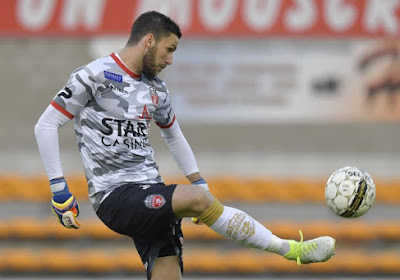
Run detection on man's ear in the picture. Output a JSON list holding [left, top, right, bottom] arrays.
[[145, 34, 156, 48]]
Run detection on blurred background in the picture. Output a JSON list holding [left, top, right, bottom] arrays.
[[1, 0, 400, 279]]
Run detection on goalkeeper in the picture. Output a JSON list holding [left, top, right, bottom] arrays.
[[34, 11, 335, 280]]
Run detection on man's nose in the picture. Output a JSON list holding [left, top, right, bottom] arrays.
[[166, 54, 173, 65]]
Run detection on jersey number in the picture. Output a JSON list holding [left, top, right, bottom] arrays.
[[58, 87, 72, 99]]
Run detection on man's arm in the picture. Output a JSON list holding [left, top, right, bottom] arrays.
[[34, 105, 69, 179], [160, 120, 210, 188], [34, 105, 80, 229], [160, 120, 209, 224], [186, 172, 202, 183], [160, 120, 207, 185]]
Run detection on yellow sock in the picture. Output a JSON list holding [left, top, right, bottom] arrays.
[[197, 199, 224, 226]]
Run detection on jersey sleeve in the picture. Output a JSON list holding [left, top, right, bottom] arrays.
[[51, 66, 97, 118], [160, 120, 200, 176], [153, 80, 176, 128]]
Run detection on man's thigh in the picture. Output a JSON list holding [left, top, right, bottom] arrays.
[[96, 183, 178, 237], [151, 256, 182, 280], [96, 183, 184, 278]]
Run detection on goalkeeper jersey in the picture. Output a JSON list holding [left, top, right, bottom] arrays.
[[51, 53, 175, 211]]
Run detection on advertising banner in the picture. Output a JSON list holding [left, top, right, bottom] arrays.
[[91, 37, 400, 123], [162, 39, 400, 123], [1, 0, 400, 38]]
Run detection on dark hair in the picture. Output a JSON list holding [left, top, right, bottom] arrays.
[[126, 11, 182, 46]]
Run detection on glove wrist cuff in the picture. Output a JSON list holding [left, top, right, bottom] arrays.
[[193, 178, 206, 185], [192, 178, 209, 192], [50, 178, 65, 184], [50, 178, 72, 202]]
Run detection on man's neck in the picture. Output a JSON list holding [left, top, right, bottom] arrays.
[[118, 46, 143, 76]]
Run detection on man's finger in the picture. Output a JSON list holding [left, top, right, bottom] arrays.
[[62, 211, 80, 229]]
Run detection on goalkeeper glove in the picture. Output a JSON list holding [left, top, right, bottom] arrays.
[[50, 178, 80, 229], [191, 178, 209, 225]]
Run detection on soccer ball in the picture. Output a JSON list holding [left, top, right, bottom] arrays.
[[325, 166, 376, 218]]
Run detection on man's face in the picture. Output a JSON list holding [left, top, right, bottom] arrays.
[[142, 33, 179, 78]]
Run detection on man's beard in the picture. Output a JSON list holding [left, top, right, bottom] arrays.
[[142, 46, 157, 78]]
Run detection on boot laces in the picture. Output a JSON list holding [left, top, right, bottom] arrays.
[[296, 230, 318, 265]]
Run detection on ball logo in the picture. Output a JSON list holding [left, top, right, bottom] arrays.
[[144, 194, 166, 209]]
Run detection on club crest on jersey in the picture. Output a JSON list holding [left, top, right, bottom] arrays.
[[144, 194, 166, 209], [149, 87, 159, 105], [104, 71, 123, 82]]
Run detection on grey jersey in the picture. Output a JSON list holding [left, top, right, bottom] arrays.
[[52, 53, 175, 211]]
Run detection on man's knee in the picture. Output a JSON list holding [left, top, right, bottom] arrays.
[[172, 185, 214, 218], [191, 188, 213, 214]]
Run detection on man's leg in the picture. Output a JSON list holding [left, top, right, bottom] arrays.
[[97, 184, 184, 279], [172, 185, 288, 254], [151, 256, 181, 280], [172, 185, 335, 264]]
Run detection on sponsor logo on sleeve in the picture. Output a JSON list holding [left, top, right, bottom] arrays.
[[104, 71, 123, 82]]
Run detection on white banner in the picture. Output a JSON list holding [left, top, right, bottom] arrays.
[[91, 38, 400, 123]]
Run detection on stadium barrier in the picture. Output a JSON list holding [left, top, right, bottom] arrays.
[[1, 174, 399, 275], [1, 174, 399, 203], [0, 219, 399, 242], [0, 248, 399, 274]]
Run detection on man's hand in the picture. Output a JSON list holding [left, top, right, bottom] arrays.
[[191, 178, 209, 225], [50, 178, 80, 229], [192, 177, 210, 192]]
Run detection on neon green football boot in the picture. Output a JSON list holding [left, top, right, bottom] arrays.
[[284, 230, 336, 265]]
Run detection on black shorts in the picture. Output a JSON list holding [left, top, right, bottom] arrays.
[[96, 183, 183, 279]]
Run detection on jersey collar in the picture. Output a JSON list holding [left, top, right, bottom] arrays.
[[110, 53, 141, 79]]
